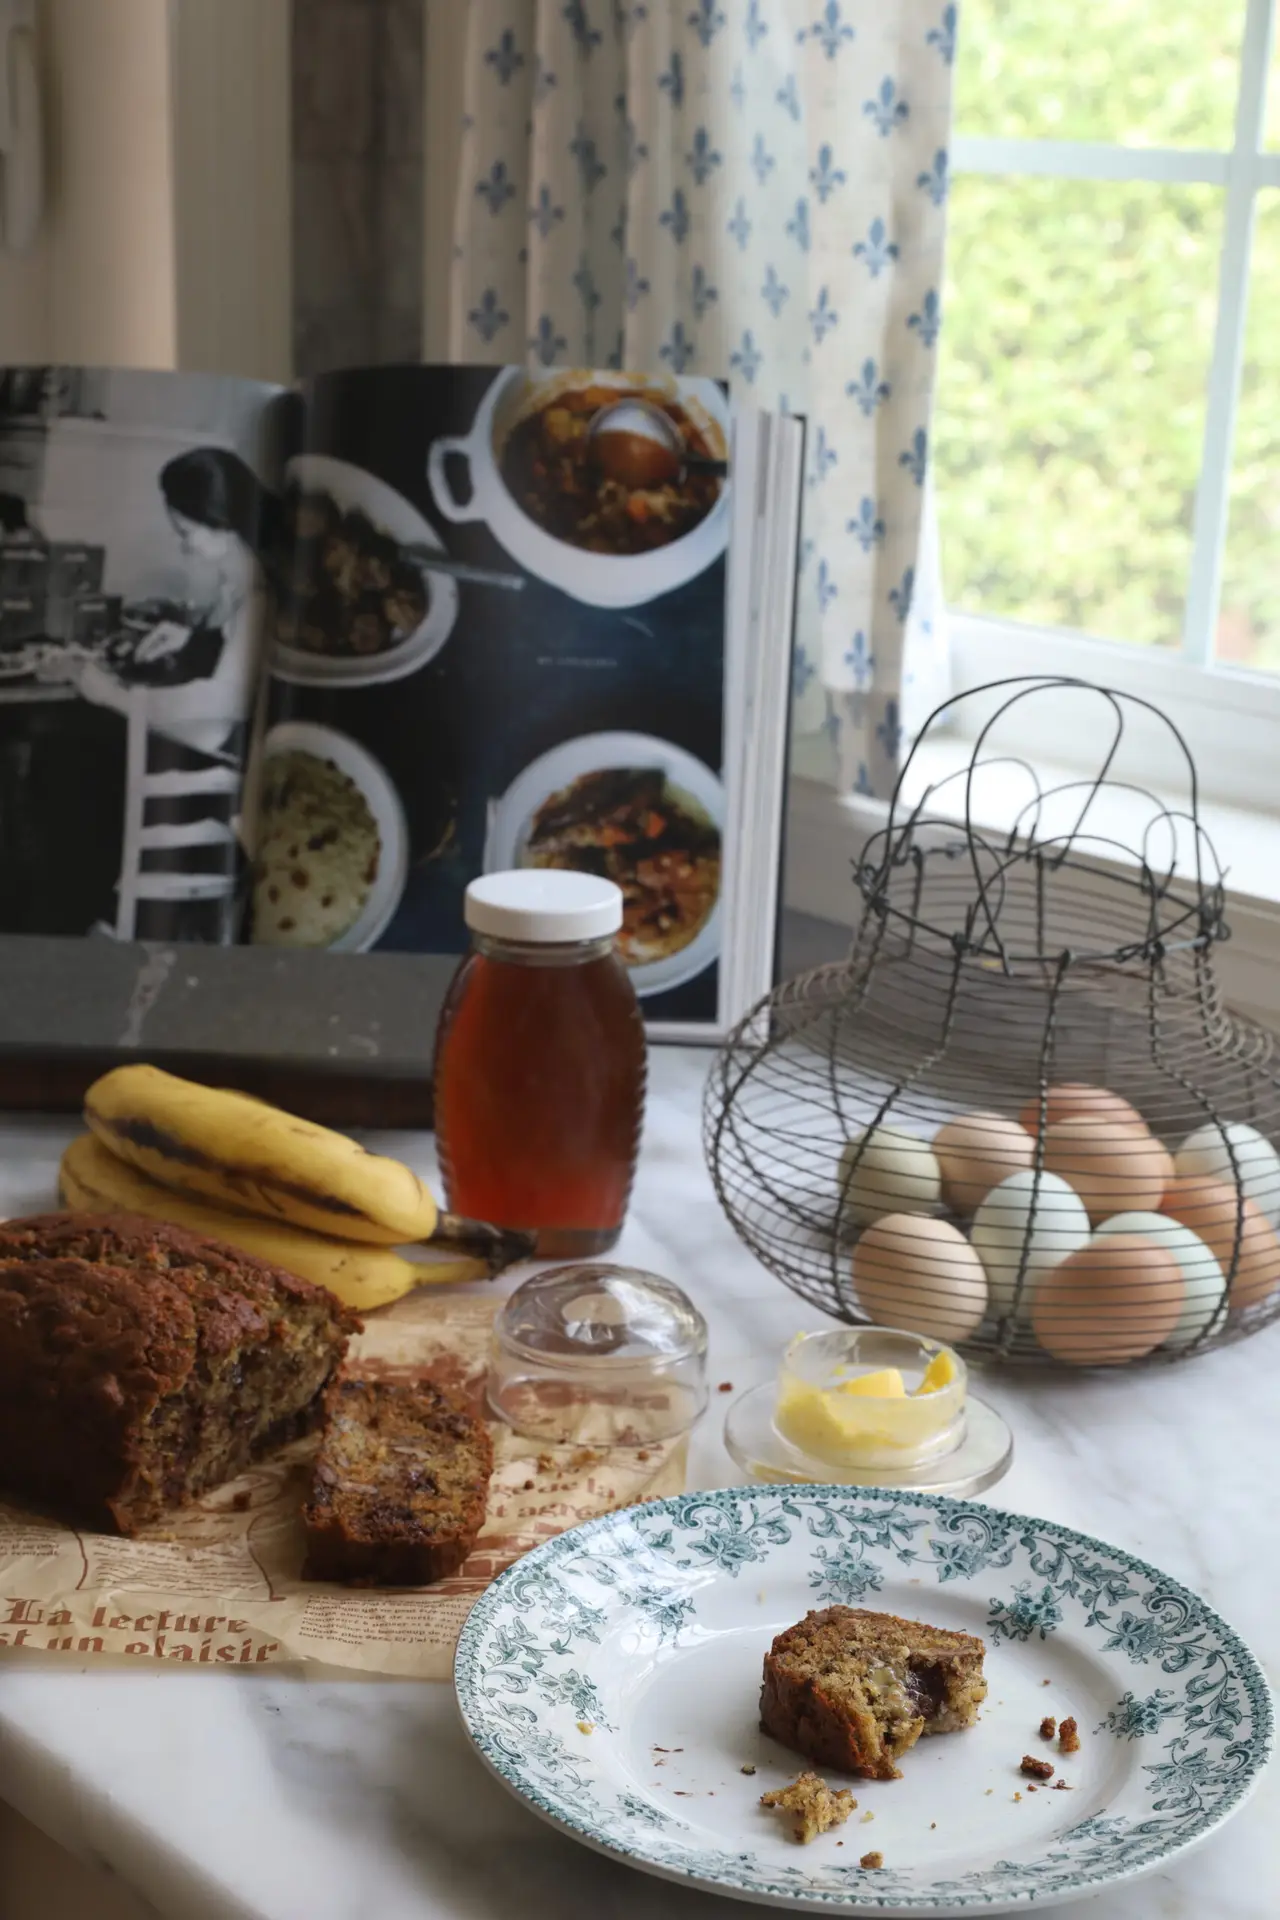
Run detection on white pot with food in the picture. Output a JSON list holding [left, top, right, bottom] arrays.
[[426, 369, 730, 609]]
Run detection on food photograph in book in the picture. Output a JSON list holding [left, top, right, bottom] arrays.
[[259, 365, 731, 1025], [0, 367, 289, 944]]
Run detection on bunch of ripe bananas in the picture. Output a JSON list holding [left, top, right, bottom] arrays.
[[59, 1064, 531, 1312]]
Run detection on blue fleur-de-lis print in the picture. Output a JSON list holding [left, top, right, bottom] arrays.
[[848, 498, 886, 551], [876, 699, 903, 760], [529, 186, 565, 237], [659, 321, 697, 374], [888, 567, 915, 623], [745, 0, 769, 49], [727, 197, 751, 251], [750, 133, 775, 184], [658, 50, 685, 106], [562, 2, 602, 55], [533, 55, 557, 102], [615, 0, 648, 32], [729, 330, 763, 384], [761, 265, 789, 316], [786, 198, 811, 252], [468, 289, 509, 344], [687, 127, 722, 184], [809, 426, 838, 485], [573, 258, 601, 313], [792, 645, 815, 700], [798, 536, 815, 572], [729, 65, 747, 110], [776, 72, 801, 121], [475, 161, 515, 216], [927, 3, 958, 64], [808, 286, 838, 344], [845, 359, 891, 415], [610, 209, 628, 250], [864, 77, 908, 136], [484, 30, 524, 85], [899, 428, 928, 487], [687, 0, 726, 46], [690, 265, 717, 318], [853, 760, 875, 796], [907, 289, 941, 347], [808, 1, 855, 60], [622, 112, 649, 175], [853, 217, 899, 277], [529, 315, 567, 366], [816, 558, 838, 611], [624, 257, 650, 309], [917, 150, 949, 206], [570, 124, 607, 192], [659, 189, 691, 243], [845, 630, 875, 689], [808, 145, 846, 204]]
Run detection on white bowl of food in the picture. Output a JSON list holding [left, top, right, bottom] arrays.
[[484, 731, 724, 998], [250, 720, 408, 953], [271, 455, 459, 687], [426, 369, 730, 609]]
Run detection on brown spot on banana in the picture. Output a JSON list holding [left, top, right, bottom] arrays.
[[86, 1107, 367, 1218]]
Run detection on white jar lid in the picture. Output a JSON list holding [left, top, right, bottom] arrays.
[[465, 869, 623, 942]]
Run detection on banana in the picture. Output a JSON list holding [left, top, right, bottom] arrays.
[[84, 1063, 438, 1245], [59, 1133, 488, 1311]]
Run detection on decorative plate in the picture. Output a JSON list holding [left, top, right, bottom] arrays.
[[454, 1487, 1271, 1916]]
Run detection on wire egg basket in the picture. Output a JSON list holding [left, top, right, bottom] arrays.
[[704, 678, 1280, 1366]]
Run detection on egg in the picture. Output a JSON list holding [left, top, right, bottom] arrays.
[[932, 1112, 1035, 1215], [838, 1127, 941, 1227], [1017, 1083, 1148, 1137], [1041, 1117, 1173, 1224], [1162, 1176, 1280, 1312], [1093, 1212, 1227, 1349], [1031, 1236, 1185, 1364], [1174, 1121, 1280, 1232], [852, 1214, 988, 1343], [970, 1170, 1091, 1320]]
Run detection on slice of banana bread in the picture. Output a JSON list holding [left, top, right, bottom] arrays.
[[0, 1210, 356, 1534], [301, 1373, 494, 1586], [760, 1606, 987, 1780]]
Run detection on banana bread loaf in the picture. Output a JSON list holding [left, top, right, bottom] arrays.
[[302, 1373, 493, 1586], [0, 1211, 356, 1535]]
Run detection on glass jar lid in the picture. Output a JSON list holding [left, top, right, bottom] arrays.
[[465, 870, 623, 943], [488, 1263, 709, 1445]]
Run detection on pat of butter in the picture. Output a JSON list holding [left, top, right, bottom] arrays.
[[774, 1347, 964, 1468]]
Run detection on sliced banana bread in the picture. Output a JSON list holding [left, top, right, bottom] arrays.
[[760, 1606, 987, 1780], [0, 1211, 356, 1534], [301, 1373, 493, 1586]]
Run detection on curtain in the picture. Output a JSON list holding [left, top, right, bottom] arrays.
[[448, 0, 956, 798]]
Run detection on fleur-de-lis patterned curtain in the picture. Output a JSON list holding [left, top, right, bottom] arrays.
[[449, 0, 956, 797]]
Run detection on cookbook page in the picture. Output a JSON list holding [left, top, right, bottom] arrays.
[[255, 365, 730, 1030], [0, 367, 293, 945]]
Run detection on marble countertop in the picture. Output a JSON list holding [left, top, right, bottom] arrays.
[[0, 1047, 1275, 1920]]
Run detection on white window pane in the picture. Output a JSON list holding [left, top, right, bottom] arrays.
[[1221, 193, 1280, 672], [956, 0, 1246, 149], [935, 176, 1224, 649]]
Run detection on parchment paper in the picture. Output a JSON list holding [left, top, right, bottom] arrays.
[[0, 1291, 687, 1680]]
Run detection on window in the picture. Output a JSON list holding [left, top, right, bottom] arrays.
[[935, 0, 1280, 686]]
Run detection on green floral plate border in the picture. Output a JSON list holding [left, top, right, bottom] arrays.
[[454, 1486, 1272, 1914]]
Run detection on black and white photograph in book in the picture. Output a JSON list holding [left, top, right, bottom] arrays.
[[0, 368, 288, 944]]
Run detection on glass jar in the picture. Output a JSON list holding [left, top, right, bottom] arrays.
[[434, 870, 647, 1256]]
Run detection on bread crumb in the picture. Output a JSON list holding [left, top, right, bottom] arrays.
[[740, 1764, 756, 1775], [1027, 1784, 1037, 1793], [1013, 1792, 1023, 1803], [536, 1452, 556, 1472], [718, 1381, 734, 1392], [230, 1490, 251, 1512], [576, 1722, 593, 1735], [984, 1787, 993, 1796], [859, 1851, 883, 1870], [1020, 1755, 1054, 1780], [637, 1449, 650, 1461], [930, 1821, 937, 1829], [1058, 1717, 1080, 1754], [1042, 1678, 1051, 1686], [522, 1479, 535, 1492], [1052, 1779, 1073, 1791], [860, 1809, 875, 1823], [1039, 1715, 1057, 1740], [760, 1772, 855, 1845]]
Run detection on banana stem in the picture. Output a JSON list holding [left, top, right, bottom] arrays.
[[429, 1213, 537, 1275]]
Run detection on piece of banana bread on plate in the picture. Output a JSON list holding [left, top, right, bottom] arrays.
[[0, 1211, 356, 1535], [301, 1372, 494, 1586], [760, 1605, 988, 1780]]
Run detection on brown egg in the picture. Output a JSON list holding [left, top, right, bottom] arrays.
[[1042, 1117, 1173, 1224], [1018, 1084, 1148, 1137], [1031, 1236, 1184, 1364], [1162, 1176, 1280, 1311], [852, 1214, 988, 1343], [932, 1112, 1036, 1215]]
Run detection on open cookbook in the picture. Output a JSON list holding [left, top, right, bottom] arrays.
[[0, 365, 803, 1039]]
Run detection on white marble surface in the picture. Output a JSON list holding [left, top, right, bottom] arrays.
[[0, 1047, 1275, 1920]]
